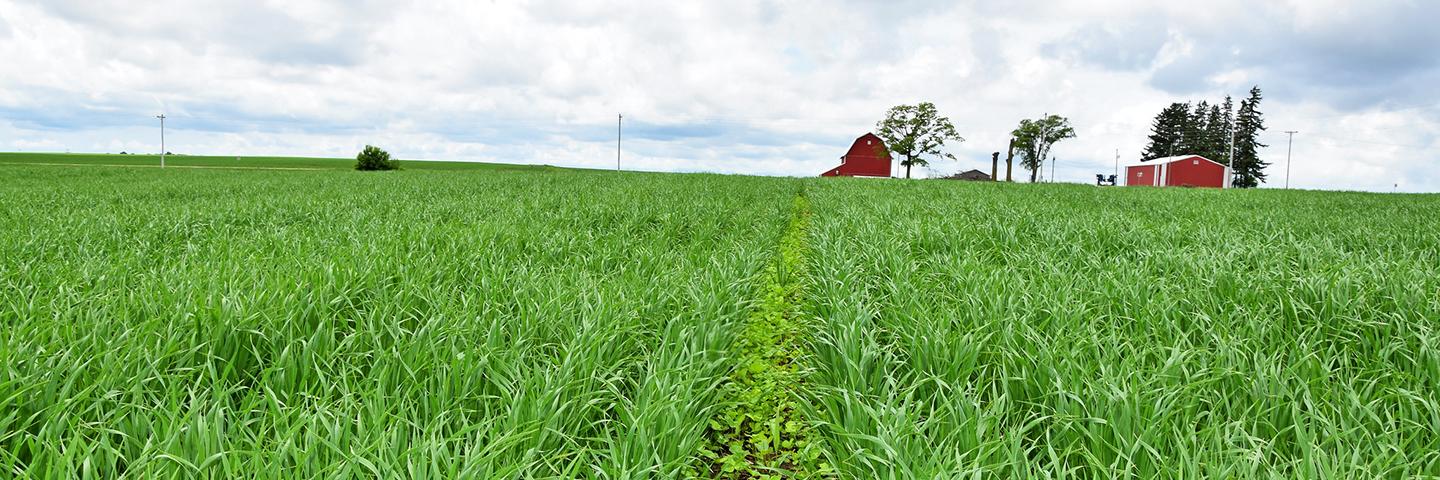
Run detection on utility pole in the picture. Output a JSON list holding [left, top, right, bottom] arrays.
[[1038, 112, 1047, 182], [1168, 127, 1179, 158], [1283, 130, 1298, 189], [156, 114, 167, 168], [1228, 122, 1236, 188], [1114, 149, 1119, 182], [616, 114, 622, 171]]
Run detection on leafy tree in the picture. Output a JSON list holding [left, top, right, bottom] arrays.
[[1011, 114, 1076, 182], [874, 102, 964, 179], [1141, 103, 1191, 160], [355, 145, 399, 171], [1231, 86, 1268, 188]]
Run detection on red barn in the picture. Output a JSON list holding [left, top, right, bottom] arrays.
[[821, 133, 891, 177], [1124, 155, 1230, 188]]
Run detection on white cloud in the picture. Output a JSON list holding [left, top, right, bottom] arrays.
[[0, 0, 1436, 191]]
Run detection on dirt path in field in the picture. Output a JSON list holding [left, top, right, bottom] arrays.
[[0, 162, 330, 171]]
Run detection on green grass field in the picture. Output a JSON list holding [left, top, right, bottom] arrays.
[[2, 154, 1438, 478], [804, 182, 1440, 477]]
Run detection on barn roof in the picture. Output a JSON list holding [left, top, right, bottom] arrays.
[[1125, 155, 1224, 168], [939, 169, 992, 180], [846, 133, 891, 156]]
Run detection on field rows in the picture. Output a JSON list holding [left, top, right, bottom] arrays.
[[3, 162, 1440, 477], [803, 181, 1440, 477], [1, 165, 793, 477]]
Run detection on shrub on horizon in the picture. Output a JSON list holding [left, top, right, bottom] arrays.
[[355, 145, 399, 171]]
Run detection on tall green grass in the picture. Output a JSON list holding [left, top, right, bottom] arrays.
[[803, 180, 1440, 477], [0, 166, 792, 477], [5, 162, 1439, 478]]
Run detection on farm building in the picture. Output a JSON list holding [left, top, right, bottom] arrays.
[[942, 169, 993, 181], [1124, 155, 1231, 188], [821, 133, 891, 177]]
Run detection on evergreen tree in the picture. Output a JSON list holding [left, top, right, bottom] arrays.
[[1180, 101, 1209, 156], [1203, 103, 1225, 162], [1231, 86, 1268, 188], [1141, 102, 1191, 160], [1218, 95, 1235, 166]]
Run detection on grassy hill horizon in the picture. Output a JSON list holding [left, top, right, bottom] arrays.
[[0, 151, 559, 172]]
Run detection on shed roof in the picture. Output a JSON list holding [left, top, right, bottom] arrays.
[[1124, 155, 1224, 168]]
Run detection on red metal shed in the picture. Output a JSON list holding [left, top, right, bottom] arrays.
[[1126, 163, 1161, 186], [1124, 155, 1230, 188], [821, 133, 891, 177]]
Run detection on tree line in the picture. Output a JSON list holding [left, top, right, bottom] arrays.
[[1141, 86, 1268, 188]]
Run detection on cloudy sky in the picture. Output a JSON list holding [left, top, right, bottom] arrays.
[[2, 0, 1437, 191]]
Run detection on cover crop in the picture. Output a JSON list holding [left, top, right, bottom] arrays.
[[4, 160, 1439, 478], [0, 165, 793, 477], [804, 180, 1440, 477]]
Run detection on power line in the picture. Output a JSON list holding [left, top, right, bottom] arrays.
[[1285, 132, 1431, 150], [1278, 101, 1440, 121]]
